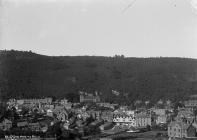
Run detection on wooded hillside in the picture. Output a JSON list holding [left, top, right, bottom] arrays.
[[0, 50, 197, 104]]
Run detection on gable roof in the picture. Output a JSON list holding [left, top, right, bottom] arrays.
[[187, 124, 196, 131], [168, 121, 190, 130]]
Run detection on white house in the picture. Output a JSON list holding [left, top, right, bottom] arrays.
[[113, 113, 136, 127]]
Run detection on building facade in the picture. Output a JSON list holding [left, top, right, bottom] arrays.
[[79, 93, 100, 103], [113, 113, 136, 127], [184, 100, 197, 108], [156, 115, 167, 124], [168, 122, 196, 138], [135, 113, 152, 127]]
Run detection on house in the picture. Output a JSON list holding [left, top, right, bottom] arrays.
[[63, 121, 70, 130], [17, 121, 28, 130], [157, 99, 164, 105], [64, 103, 72, 110], [100, 111, 113, 122], [28, 122, 41, 131], [39, 118, 54, 132], [16, 98, 52, 106], [53, 107, 68, 122], [43, 104, 54, 110], [79, 92, 100, 103], [145, 101, 150, 105], [46, 109, 53, 117], [60, 99, 72, 110], [156, 115, 167, 124], [168, 121, 196, 138], [76, 120, 84, 127], [113, 113, 136, 127], [188, 124, 197, 138], [17, 99, 24, 105], [119, 106, 128, 111], [39, 121, 49, 132], [56, 111, 68, 122], [7, 99, 16, 108], [97, 103, 116, 110], [135, 113, 152, 128], [125, 110, 135, 115], [184, 95, 197, 108], [152, 108, 166, 116], [80, 111, 90, 121], [166, 100, 171, 106], [87, 110, 101, 120], [176, 108, 195, 123], [134, 100, 142, 106], [60, 99, 68, 105], [151, 108, 168, 124], [0, 119, 12, 131], [185, 100, 197, 108], [40, 126, 48, 132]]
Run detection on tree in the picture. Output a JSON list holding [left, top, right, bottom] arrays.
[[146, 125, 151, 131], [85, 115, 95, 125], [65, 92, 79, 103], [21, 107, 29, 116], [193, 108, 197, 121]]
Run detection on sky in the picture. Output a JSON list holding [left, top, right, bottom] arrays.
[[0, 0, 197, 58]]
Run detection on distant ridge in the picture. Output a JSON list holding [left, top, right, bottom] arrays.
[[0, 50, 197, 104]]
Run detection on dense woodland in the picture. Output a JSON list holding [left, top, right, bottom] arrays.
[[0, 50, 197, 104]]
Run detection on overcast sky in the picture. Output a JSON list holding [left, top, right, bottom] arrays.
[[0, 0, 197, 58]]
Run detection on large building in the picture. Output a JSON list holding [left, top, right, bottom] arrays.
[[168, 121, 196, 138], [79, 92, 100, 103], [113, 113, 136, 127], [168, 107, 197, 138], [135, 113, 152, 128], [152, 108, 166, 116], [152, 108, 168, 124], [175, 108, 195, 123], [16, 98, 52, 105], [156, 115, 167, 124], [184, 95, 197, 108], [112, 111, 153, 128], [184, 100, 197, 108]]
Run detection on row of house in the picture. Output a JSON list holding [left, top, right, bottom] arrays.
[[0, 117, 55, 132], [8, 98, 52, 106], [112, 112, 152, 128]]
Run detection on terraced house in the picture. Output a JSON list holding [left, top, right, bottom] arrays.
[[113, 113, 136, 127], [135, 113, 152, 128]]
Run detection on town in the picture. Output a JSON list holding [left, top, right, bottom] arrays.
[[0, 91, 197, 140], [1, 0, 197, 139]]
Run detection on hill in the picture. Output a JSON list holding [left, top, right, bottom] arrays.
[[0, 50, 197, 104]]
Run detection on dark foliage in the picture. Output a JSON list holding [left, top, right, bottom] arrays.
[[1, 50, 197, 104]]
